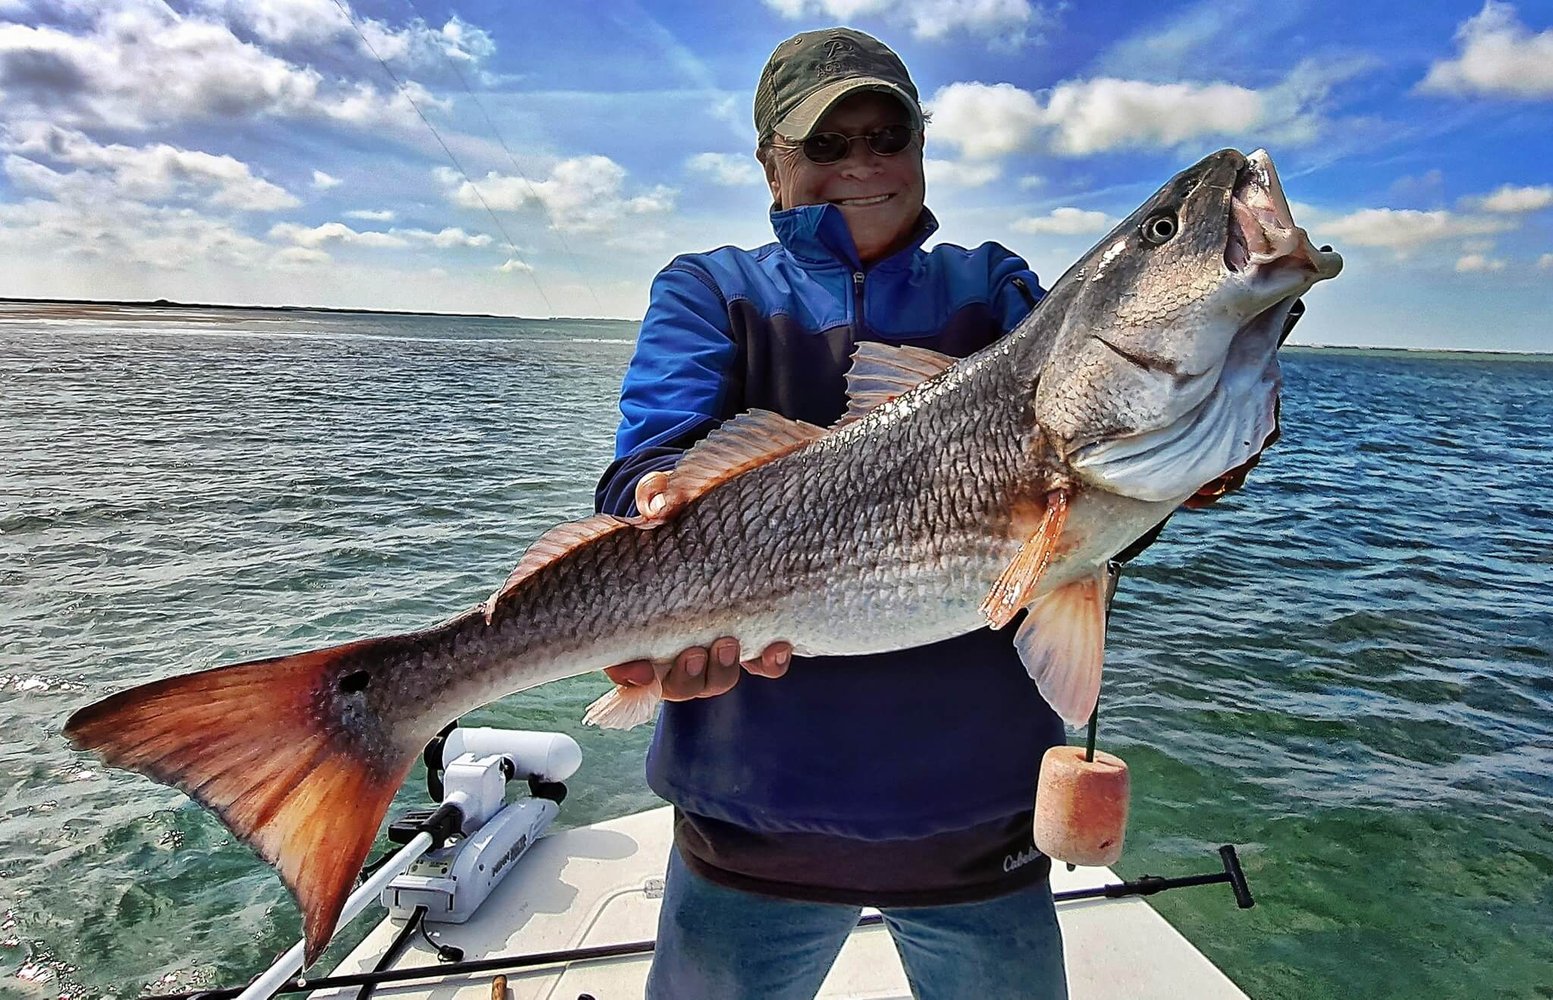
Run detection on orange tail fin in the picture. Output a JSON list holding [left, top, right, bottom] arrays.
[[64, 636, 418, 966]]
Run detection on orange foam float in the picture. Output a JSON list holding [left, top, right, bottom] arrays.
[[1033, 744, 1130, 867]]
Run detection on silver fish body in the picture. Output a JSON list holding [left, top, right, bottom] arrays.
[[65, 147, 1342, 963]]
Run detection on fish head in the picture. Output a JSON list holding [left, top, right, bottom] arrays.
[[1029, 147, 1342, 504]]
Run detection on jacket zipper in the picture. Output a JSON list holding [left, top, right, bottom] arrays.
[[853, 271, 867, 338]]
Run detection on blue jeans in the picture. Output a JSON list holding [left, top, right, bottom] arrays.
[[646, 847, 1068, 1000]]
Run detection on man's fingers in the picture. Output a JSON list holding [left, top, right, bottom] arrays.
[[634, 471, 673, 518], [676, 645, 708, 679], [742, 641, 792, 679], [711, 637, 740, 670], [702, 656, 740, 698], [653, 638, 792, 701], [662, 645, 716, 700]]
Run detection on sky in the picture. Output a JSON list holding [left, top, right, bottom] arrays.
[[0, 0, 1550, 351]]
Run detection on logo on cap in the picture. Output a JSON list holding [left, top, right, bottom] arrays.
[[820, 38, 865, 77]]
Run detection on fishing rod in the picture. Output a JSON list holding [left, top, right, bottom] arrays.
[[148, 846, 1254, 1000]]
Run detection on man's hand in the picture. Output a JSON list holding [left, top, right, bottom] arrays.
[[603, 639, 793, 701]]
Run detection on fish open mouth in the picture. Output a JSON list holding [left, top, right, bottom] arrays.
[[1226, 151, 1342, 281]]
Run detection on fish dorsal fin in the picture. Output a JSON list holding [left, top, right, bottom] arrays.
[[484, 513, 632, 621], [662, 409, 827, 506], [981, 490, 1070, 629], [838, 342, 959, 426], [1014, 567, 1110, 726]]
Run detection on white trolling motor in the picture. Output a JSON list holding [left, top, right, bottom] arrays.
[[381, 726, 582, 924], [235, 726, 581, 1000]]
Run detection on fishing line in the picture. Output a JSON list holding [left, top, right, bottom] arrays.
[[326, 0, 555, 316], [397, 0, 604, 314]]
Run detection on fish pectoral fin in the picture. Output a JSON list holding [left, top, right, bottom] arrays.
[[980, 490, 1070, 629], [837, 342, 959, 427], [582, 676, 663, 730], [485, 513, 635, 622], [665, 410, 827, 505], [63, 635, 423, 967], [1014, 567, 1110, 726]]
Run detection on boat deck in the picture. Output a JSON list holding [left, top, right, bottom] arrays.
[[319, 806, 1249, 999]]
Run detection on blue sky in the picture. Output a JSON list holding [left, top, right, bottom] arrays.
[[0, 0, 1549, 351]]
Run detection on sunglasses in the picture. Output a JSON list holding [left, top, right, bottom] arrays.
[[775, 124, 918, 165]]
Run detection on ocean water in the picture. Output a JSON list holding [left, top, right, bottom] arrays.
[[1, 304, 1549, 999]]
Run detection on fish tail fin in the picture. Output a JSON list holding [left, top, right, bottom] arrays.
[[583, 677, 663, 729], [64, 635, 420, 966]]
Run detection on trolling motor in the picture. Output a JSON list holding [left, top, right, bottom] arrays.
[[382, 726, 582, 925], [230, 725, 581, 1000]]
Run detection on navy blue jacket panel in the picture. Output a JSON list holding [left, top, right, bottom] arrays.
[[595, 202, 1068, 840]]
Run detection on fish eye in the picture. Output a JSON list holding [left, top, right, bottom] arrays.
[[1141, 212, 1178, 245]]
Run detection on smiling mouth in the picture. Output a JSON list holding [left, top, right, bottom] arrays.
[[832, 194, 894, 207]]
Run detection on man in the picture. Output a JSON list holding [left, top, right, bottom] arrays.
[[594, 27, 1069, 999]]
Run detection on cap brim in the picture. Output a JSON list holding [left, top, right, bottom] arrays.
[[773, 79, 923, 140]]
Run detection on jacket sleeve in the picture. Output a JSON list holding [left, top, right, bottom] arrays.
[[594, 261, 737, 517], [989, 247, 1045, 335]]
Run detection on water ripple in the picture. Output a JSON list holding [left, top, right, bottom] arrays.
[[1, 322, 1550, 999]]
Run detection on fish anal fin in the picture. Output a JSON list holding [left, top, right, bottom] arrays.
[[485, 513, 634, 621], [838, 342, 959, 427], [1014, 567, 1109, 726], [582, 675, 664, 730], [64, 637, 420, 966], [981, 490, 1070, 629], [662, 410, 827, 506]]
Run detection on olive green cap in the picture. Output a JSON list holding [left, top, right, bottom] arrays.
[[753, 27, 923, 144]]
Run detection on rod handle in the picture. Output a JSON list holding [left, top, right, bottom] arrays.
[[1218, 845, 1255, 909]]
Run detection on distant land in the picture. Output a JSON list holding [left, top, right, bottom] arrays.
[[0, 296, 1545, 356], [0, 295, 631, 324]]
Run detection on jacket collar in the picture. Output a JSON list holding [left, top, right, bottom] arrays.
[[769, 203, 939, 271]]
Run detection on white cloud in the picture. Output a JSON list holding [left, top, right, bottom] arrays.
[[268, 221, 491, 251], [1012, 207, 1113, 236], [1318, 208, 1516, 253], [404, 226, 492, 249], [761, 0, 1052, 44], [686, 152, 762, 187], [497, 257, 533, 273], [269, 220, 407, 248], [927, 82, 1044, 159], [0, 1, 434, 131], [923, 157, 1002, 188], [191, 0, 495, 77], [0, 180, 273, 271], [344, 208, 395, 221], [1455, 252, 1506, 272], [1419, 2, 1553, 99], [1017, 175, 1044, 190], [1539, 253, 1553, 269], [1464, 184, 1553, 213], [928, 68, 1333, 159], [4, 124, 297, 211], [312, 170, 341, 190], [271, 245, 331, 269], [1037, 77, 1262, 155], [440, 157, 676, 235]]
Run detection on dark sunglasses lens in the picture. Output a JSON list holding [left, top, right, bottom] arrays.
[[803, 133, 850, 164], [868, 125, 913, 155]]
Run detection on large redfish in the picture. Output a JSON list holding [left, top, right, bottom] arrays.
[[66, 148, 1341, 963]]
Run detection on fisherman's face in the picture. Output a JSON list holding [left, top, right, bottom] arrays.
[[763, 92, 926, 264]]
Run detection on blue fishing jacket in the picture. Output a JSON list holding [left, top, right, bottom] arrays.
[[595, 203, 1069, 841]]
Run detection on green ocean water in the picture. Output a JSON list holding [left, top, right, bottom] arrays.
[[1, 305, 1549, 998]]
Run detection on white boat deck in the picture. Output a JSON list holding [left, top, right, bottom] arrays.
[[319, 806, 1249, 999]]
